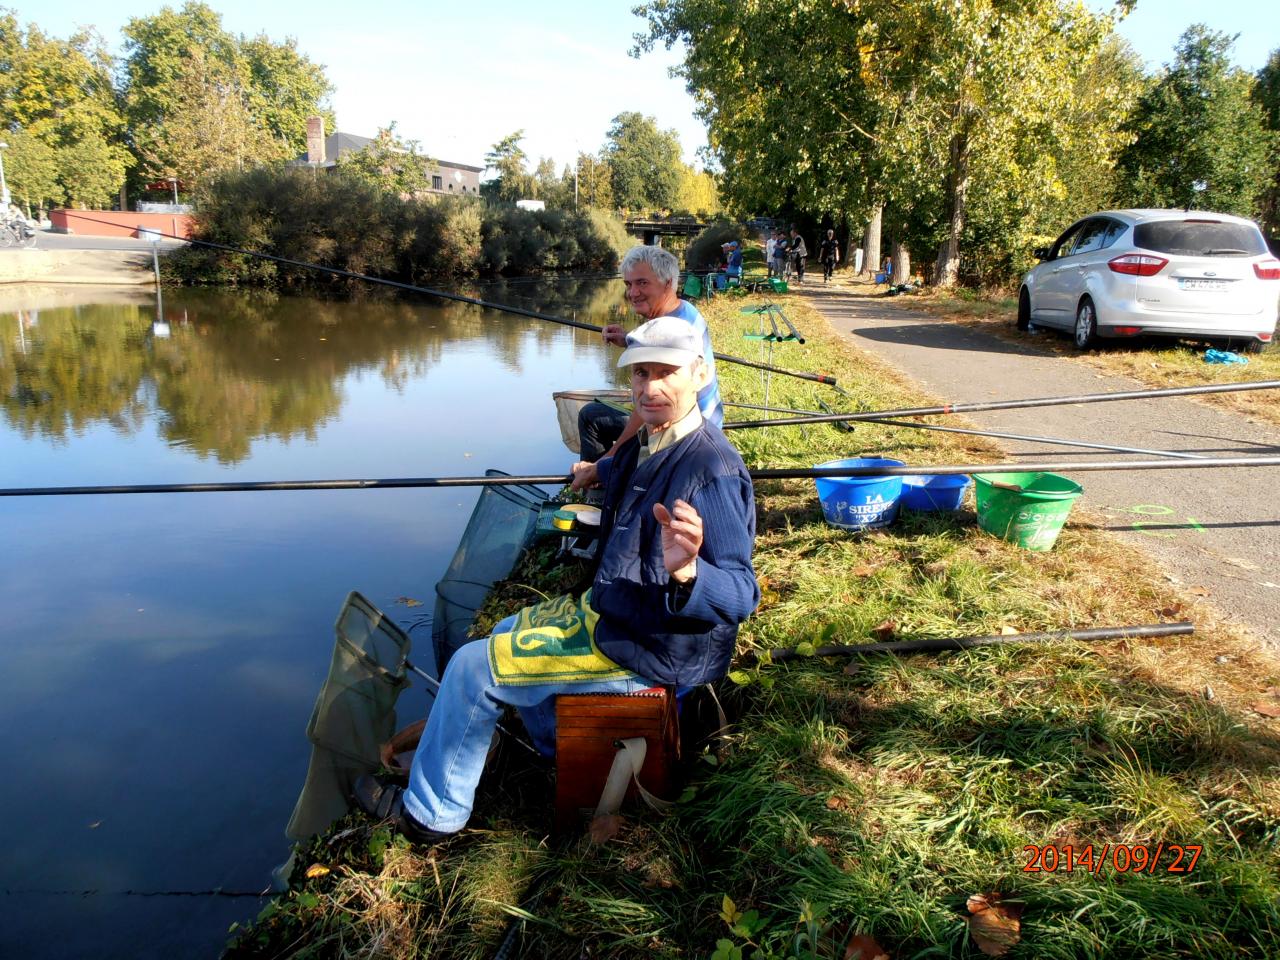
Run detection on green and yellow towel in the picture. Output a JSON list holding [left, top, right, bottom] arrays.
[[487, 590, 632, 686]]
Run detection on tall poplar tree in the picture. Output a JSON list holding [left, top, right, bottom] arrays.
[[1115, 26, 1275, 218]]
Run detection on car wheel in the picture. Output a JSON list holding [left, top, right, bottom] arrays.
[[1017, 288, 1031, 331], [1073, 298, 1099, 350], [1237, 338, 1267, 354]]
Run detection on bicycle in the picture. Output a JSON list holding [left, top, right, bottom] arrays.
[[1, 215, 38, 248]]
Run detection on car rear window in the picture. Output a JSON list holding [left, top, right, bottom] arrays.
[[1133, 220, 1267, 257]]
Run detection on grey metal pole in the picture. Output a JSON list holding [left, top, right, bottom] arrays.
[[60, 212, 845, 388], [724, 380, 1280, 430], [873, 417, 1206, 460], [3, 456, 1280, 498], [764, 621, 1194, 662]]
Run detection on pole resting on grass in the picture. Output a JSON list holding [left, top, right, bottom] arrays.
[[724, 379, 1280, 430], [764, 621, 1194, 663], [3, 456, 1279, 498]]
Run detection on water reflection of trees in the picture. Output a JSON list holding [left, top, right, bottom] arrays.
[[0, 282, 627, 463]]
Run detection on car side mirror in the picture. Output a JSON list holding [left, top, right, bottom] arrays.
[[1032, 247, 1050, 261]]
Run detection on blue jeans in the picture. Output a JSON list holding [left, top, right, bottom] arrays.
[[577, 401, 630, 462], [403, 614, 652, 833]]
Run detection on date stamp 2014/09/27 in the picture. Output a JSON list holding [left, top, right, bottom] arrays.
[[1023, 844, 1201, 876]]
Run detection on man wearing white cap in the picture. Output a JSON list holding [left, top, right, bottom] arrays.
[[574, 244, 724, 480], [354, 315, 758, 843]]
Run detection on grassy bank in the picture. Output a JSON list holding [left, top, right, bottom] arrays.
[[882, 281, 1280, 428], [229, 291, 1280, 959]]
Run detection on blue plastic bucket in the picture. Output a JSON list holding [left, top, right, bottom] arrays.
[[814, 458, 904, 531], [899, 474, 971, 512]]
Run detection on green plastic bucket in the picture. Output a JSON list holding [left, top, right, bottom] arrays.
[[973, 472, 1083, 552]]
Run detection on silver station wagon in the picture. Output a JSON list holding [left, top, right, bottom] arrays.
[[1017, 209, 1280, 351]]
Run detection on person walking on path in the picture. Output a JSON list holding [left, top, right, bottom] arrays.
[[790, 228, 808, 284], [819, 229, 840, 283]]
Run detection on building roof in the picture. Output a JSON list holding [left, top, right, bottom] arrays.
[[291, 131, 482, 172]]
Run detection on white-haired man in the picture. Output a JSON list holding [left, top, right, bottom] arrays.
[[354, 316, 758, 843], [574, 245, 724, 483]]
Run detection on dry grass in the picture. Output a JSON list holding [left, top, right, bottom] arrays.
[[230, 283, 1280, 960]]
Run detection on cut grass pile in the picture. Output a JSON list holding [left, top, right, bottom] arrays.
[[880, 279, 1280, 428], [229, 290, 1280, 959]]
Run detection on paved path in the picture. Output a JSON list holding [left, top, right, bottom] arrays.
[[800, 281, 1280, 647]]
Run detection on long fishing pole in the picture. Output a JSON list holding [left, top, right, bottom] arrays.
[[762, 621, 1194, 663], [62, 214, 839, 387], [4, 456, 1279, 498], [873, 418, 1206, 460], [722, 379, 1280, 430]]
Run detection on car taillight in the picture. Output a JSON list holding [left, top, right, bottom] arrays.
[[1108, 254, 1168, 277], [1254, 259, 1280, 280]]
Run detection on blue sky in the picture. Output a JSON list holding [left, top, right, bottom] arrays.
[[14, 1, 1278, 175]]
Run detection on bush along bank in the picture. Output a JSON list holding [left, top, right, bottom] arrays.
[[162, 166, 633, 287], [230, 292, 1280, 959]]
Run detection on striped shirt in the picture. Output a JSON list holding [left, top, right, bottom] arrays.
[[666, 298, 724, 428]]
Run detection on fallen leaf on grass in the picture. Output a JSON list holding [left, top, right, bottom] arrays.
[[843, 661, 862, 676], [843, 932, 890, 960], [923, 561, 948, 578], [999, 626, 1019, 636], [872, 620, 896, 641], [1252, 702, 1280, 718], [965, 893, 1023, 957], [589, 814, 623, 844], [826, 795, 847, 810], [1159, 602, 1184, 618], [852, 564, 880, 577], [304, 863, 331, 879], [1188, 586, 1210, 597], [394, 596, 423, 607]]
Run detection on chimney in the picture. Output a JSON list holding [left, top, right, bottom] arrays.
[[306, 116, 326, 164]]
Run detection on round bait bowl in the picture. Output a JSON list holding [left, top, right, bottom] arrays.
[[813, 457, 905, 531], [899, 474, 972, 512]]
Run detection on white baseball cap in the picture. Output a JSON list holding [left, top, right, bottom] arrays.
[[617, 316, 702, 368]]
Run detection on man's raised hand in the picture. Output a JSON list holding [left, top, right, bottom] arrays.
[[652, 499, 702, 583]]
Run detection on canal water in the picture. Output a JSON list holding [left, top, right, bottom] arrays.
[[0, 281, 626, 958]]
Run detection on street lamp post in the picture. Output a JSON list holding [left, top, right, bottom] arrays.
[[0, 141, 10, 208]]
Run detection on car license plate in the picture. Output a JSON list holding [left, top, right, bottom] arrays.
[[1178, 278, 1228, 291]]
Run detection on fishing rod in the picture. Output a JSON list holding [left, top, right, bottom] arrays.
[[4, 456, 1279, 498], [64, 214, 840, 388], [762, 621, 1194, 663], [722, 379, 1280, 430], [872, 418, 1206, 460]]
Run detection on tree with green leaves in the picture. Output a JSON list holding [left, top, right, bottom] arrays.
[[603, 111, 683, 213], [637, 0, 1125, 286], [0, 9, 132, 208], [1252, 47, 1280, 237], [337, 125, 434, 196], [1115, 26, 1275, 218], [2, 128, 59, 215], [483, 130, 532, 202], [120, 1, 331, 194], [575, 151, 613, 210]]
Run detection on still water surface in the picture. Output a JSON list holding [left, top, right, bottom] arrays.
[[0, 281, 624, 958]]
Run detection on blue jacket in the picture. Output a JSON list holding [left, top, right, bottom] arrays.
[[591, 420, 759, 686]]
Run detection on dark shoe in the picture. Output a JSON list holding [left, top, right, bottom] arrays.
[[352, 774, 453, 845]]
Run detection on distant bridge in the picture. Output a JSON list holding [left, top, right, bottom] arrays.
[[624, 216, 711, 245]]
